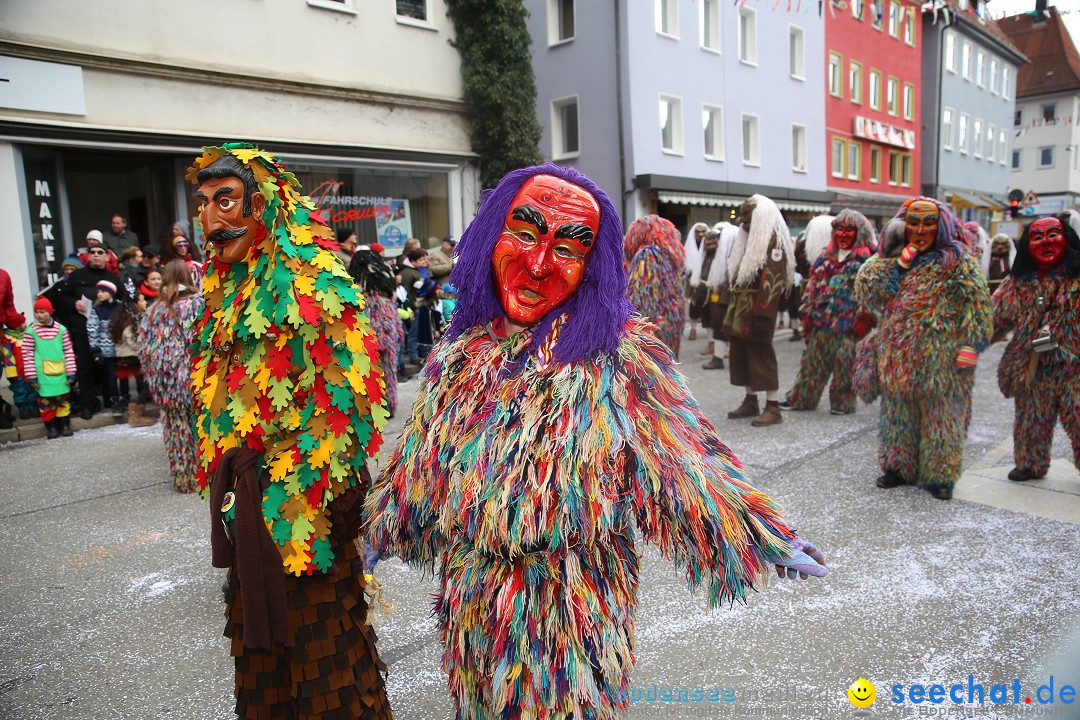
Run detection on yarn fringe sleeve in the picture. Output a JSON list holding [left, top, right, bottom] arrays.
[[854, 254, 901, 314], [616, 322, 796, 607], [950, 254, 994, 353]]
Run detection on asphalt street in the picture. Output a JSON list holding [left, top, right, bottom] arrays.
[[1, 331, 1078, 720]]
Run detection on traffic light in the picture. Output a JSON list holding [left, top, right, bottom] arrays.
[[1009, 198, 1020, 218], [1007, 189, 1024, 219]]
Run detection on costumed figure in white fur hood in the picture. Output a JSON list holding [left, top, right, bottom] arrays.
[[683, 222, 711, 341], [718, 195, 794, 427], [701, 222, 739, 370]]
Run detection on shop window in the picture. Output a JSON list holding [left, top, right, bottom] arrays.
[[790, 26, 805, 79], [869, 69, 882, 110], [887, 76, 899, 116], [945, 32, 956, 73], [739, 7, 757, 64], [551, 96, 580, 159], [832, 137, 846, 178], [703, 105, 724, 161], [903, 83, 914, 120], [850, 61, 863, 104], [869, 146, 882, 183], [396, 0, 431, 24], [1039, 146, 1054, 168], [660, 95, 684, 154], [959, 113, 969, 154], [701, 0, 720, 51], [829, 53, 843, 98], [792, 124, 808, 172], [847, 141, 861, 180], [942, 108, 954, 150], [742, 113, 761, 165], [547, 0, 575, 45], [656, 0, 678, 37], [973, 119, 983, 157]]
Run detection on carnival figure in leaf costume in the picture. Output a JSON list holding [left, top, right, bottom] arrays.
[[363, 164, 826, 720], [781, 209, 877, 415], [991, 216, 1080, 482], [189, 143, 391, 719], [854, 197, 993, 500]]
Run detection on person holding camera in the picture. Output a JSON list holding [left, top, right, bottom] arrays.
[[991, 215, 1080, 482]]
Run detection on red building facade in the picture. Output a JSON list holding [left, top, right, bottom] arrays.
[[826, 0, 922, 222]]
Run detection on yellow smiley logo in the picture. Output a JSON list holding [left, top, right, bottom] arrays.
[[847, 678, 876, 709]]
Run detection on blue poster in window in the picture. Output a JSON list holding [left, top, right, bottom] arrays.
[[377, 200, 412, 249]]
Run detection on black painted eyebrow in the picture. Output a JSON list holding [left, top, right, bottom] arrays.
[[554, 223, 594, 246], [213, 186, 236, 201], [511, 204, 547, 235]]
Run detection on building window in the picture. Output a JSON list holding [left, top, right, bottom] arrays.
[[551, 96, 580, 159], [701, 0, 720, 51], [547, 0, 575, 44], [1000, 130, 1008, 165], [990, 59, 999, 95], [973, 118, 983, 157], [901, 154, 912, 186], [1015, 109, 1022, 127], [790, 26, 805, 79], [792, 124, 808, 172], [395, 0, 430, 23], [889, 1, 901, 38], [659, 95, 684, 154], [847, 141, 861, 180], [888, 150, 901, 185], [962, 42, 972, 81], [945, 31, 956, 73], [976, 51, 986, 87], [1012, 149, 1021, 170], [739, 7, 757, 64], [869, 146, 882, 182], [987, 125, 996, 162], [703, 105, 724, 161], [903, 83, 914, 120], [904, 7, 916, 45], [1042, 103, 1056, 124], [871, 0, 883, 29], [1002, 67, 1011, 99], [869, 69, 882, 110], [832, 137, 846, 178], [308, 0, 357, 13], [829, 53, 843, 97], [1039, 146, 1054, 168], [887, 76, 899, 116], [742, 113, 761, 165], [942, 108, 954, 150], [852, 0, 864, 20], [656, 0, 678, 37], [958, 114, 969, 154], [850, 61, 863, 104]]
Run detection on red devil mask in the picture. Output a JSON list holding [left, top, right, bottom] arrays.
[[833, 222, 858, 252], [492, 175, 600, 331], [1028, 217, 1067, 276]]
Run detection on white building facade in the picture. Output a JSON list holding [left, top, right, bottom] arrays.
[[0, 0, 479, 312]]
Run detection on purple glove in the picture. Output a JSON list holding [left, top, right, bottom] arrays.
[[771, 536, 827, 580]]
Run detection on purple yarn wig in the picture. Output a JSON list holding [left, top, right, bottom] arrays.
[[892, 196, 967, 268], [446, 163, 631, 364]]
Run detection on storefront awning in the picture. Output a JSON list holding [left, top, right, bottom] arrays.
[[657, 191, 831, 214], [980, 195, 1005, 210], [950, 192, 987, 208]]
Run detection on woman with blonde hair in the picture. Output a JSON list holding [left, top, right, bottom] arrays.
[[138, 260, 203, 492]]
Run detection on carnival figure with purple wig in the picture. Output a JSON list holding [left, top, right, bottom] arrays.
[[855, 197, 993, 500], [363, 165, 826, 720], [781, 209, 877, 415]]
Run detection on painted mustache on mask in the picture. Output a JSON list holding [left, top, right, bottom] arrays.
[[207, 228, 248, 244]]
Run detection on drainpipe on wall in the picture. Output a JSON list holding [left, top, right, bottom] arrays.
[[614, 0, 628, 224]]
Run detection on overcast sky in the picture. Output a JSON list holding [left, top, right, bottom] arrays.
[[991, 0, 1080, 48]]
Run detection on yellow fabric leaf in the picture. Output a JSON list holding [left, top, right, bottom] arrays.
[[268, 452, 294, 482]]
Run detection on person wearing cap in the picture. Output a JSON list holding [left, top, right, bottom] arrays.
[[334, 228, 358, 266], [370, 241, 385, 257], [22, 297, 77, 439], [63, 241, 121, 418], [107, 213, 139, 253], [87, 279, 125, 418], [78, 230, 120, 274]]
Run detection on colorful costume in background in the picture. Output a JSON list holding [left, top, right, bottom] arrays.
[[364, 164, 825, 720], [349, 248, 405, 416], [784, 210, 876, 415], [3, 328, 39, 417], [22, 299, 77, 437], [991, 217, 1080, 481], [623, 214, 686, 357], [855, 198, 993, 495], [189, 144, 391, 719], [139, 290, 204, 492]]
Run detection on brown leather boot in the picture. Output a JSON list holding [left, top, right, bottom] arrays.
[[698, 341, 714, 356], [128, 402, 156, 427], [752, 401, 783, 427], [727, 394, 760, 419], [688, 327, 697, 341]]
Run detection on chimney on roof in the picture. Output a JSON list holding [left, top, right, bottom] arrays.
[[1034, 0, 1048, 23]]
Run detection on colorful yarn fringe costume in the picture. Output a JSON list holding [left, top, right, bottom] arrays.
[[624, 214, 686, 357], [991, 218, 1080, 479], [348, 248, 405, 416], [188, 144, 391, 719], [139, 289, 204, 492], [363, 164, 825, 720], [854, 198, 993, 493], [785, 210, 876, 415]]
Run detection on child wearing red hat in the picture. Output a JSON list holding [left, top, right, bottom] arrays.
[[22, 297, 77, 439]]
